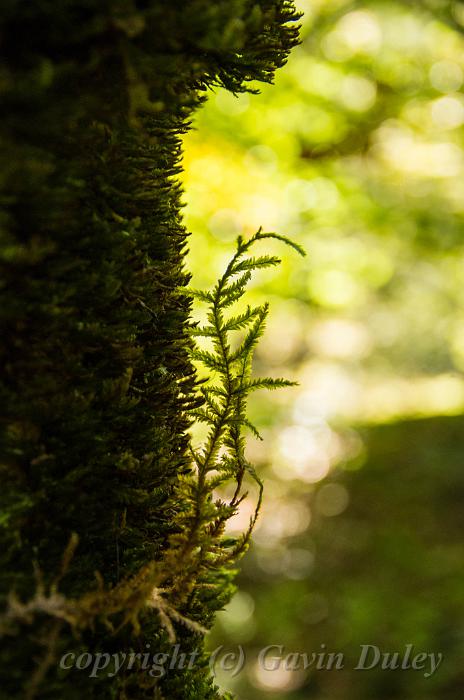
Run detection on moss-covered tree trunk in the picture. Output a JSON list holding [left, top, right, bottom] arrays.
[[0, 2, 299, 697]]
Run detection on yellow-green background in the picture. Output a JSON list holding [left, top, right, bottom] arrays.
[[183, 1, 464, 697]]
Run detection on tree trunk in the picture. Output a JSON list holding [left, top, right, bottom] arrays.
[[0, 2, 299, 697]]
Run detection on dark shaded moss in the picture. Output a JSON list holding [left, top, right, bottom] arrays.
[[0, 2, 299, 697]]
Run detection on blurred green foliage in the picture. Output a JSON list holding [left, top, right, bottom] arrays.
[[183, 0, 464, 697], [214, 415, 464, 699], [185, 0, 464, 396]]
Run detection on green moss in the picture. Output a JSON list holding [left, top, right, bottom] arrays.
[[0, 2, 299, 697]]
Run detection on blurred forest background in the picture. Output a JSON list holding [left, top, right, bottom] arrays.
[[182, 1, 464, 698]]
